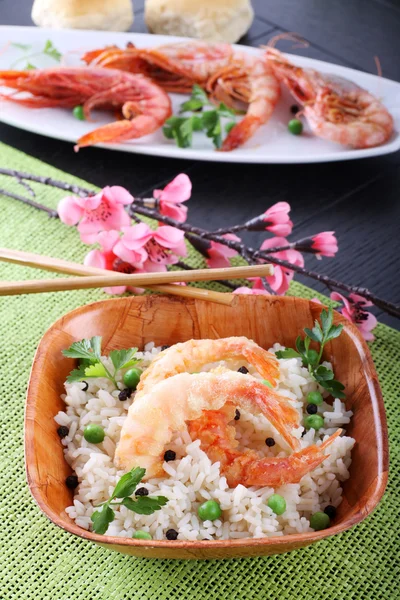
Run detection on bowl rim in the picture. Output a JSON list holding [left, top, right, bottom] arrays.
[[25, 294, 389, 550]]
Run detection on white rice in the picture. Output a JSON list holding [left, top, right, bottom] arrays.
[[55, 342, 355, 540]]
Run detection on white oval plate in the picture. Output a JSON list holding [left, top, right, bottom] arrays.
[[0, 26, 399, 163]]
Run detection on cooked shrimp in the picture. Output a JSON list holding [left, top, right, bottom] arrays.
[[188, 407, 342, 487], [82, 41, 233, 93], [136, 336, 280, 398], [115, 371, 301, 477], [0, 67, 172, 149], [265, 48, 393, 148], [207, 53, 280, 151]]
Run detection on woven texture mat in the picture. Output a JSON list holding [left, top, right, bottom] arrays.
[[0, 142, 399, 600]]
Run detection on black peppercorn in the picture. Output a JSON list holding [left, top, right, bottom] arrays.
[[265, 437, 275, 447], [57, 425, 69, 439], [301, 429, 307, 437], [81, 381, 89, 392], [234, 409, 240, 421], [306, 403, 318, 415], [65, 475, 79, 489], [118, 388, 132, 401], [166, 529, 178, 540], [161, 345, 170, 351], [135, 487, 149, 497], [290, 104, 299, 114], [164, 450, 176, 462], [324, 505, 337, 519], [237, 366, 249, 374]]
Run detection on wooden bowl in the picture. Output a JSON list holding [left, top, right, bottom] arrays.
[[25, 295, 388, 560]]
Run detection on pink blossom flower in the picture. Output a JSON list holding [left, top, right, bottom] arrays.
[[234, 277, 270, 296], [84, 230, 131, 295], [263, 202, 293, 236], [58, 186, 133, 244], [260, 236, 304, 295], [113, 223, 152, 265], [311, 232, 338, 258], [205, 234, 240, 268], [153, 174, 192, 222], [113, 223, 187, 271], [330, 292, 377, 341]]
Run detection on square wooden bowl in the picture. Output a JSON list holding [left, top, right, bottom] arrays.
[[25, 295, 388, 560]]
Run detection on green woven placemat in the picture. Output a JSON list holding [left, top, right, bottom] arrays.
[[0, 142, 398, 600]]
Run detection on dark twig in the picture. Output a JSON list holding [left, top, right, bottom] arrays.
[[0, 168, 398, 318], [0, 188, 58, 218]]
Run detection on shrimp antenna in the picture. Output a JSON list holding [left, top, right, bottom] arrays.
[[374, 56, 382, 78], [264, 32, 310, 50]]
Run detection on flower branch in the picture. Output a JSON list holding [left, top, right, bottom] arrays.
[[0, 168, 398, 340]]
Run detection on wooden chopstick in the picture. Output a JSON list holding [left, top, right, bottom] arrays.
[[0, 248, 273, 299]]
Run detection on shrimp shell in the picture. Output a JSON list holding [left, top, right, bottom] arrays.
[[136, 336, 280, 398], [115, 371, 301, 477]]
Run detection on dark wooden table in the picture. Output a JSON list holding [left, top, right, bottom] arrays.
[[1, 0, 399, 328]]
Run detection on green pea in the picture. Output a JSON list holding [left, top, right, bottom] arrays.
[[304, 414, 325, 430], [310, 511, 330, 531], [267, 494, 287, 515], [306, 349, 319, 366], [73, 105, 85, 120], [133, 530, 152, 540], [288, 118, 303, 135], [198, 500, 222, 522], [123, 367, 142, 390], [307, 391, 323, 405], [83, 424, 105, 444], [262, 379, 273, 388]]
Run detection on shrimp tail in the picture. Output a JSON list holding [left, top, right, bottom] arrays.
[[241, 428, 343, 487], [75, 116, 157, 150], [220, 115, 262, 151]]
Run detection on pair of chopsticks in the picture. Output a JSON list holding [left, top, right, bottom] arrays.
[[0, 248, 273, 305]]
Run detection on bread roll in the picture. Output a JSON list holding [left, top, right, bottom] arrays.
[[31, 0, 134, 31], [145, 0, 254, 43]]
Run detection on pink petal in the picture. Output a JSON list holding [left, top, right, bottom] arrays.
[[84, 249, 106, 270], [330, 291, 353, 315], [260, 236, 289, 251], [159, 201, 188, 223], [121, 223, 153, 250], [114, 240, 148, 265], [206, 252, 231, 268], [141, 260, 167, 273], [349, 293, 373, 308], [154, 225, 185, 248], [103, 286, 128, 295], [58, 196, 84, 225], [96, 230, 120, 252], [103, 186, 134, 206], [157, 174, 192, 204], [266, 222, 293, 237], [75, 192, 102, 211]]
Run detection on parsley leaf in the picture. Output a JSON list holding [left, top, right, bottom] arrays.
[[25, 62, 36, 70], [43, 39, 62, 62], [109, 348, 139, 372], [62, 336, 101, 362], [164, 85, 240, 149], [91, 505, 115, 535], [90, 467, 168, 534], [275, 308, 345, 398], [111, 467, 146, 499], [11, 42, 32, 51], [121, 496, 169, 515]]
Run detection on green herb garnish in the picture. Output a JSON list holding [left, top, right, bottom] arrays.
[[91, 467, 168, 534], [163, 84, 238, 149], [276, 307, 345, 399], [62, 336, 140, 387], [10, 39, 62, 70]]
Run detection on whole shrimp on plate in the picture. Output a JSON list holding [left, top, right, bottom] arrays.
[[206, 52, 280, 151], [115, 371, 302, 478], [0, 67, 172, 149], [188, 405, 342, 488], [265, 47, 394, 148], [82, 41, 234, 94], [136, 336, 280, 399]]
